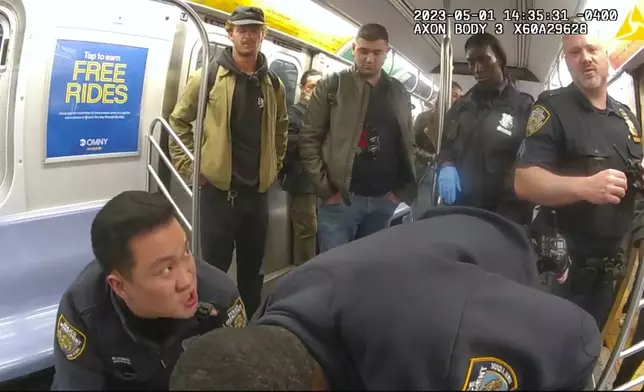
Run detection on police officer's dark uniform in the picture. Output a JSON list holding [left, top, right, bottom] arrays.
[[517, 83, 643, 328], [253, 206, 601, 390], [437, 80, 534, 224], [51, 260, 247, 390]]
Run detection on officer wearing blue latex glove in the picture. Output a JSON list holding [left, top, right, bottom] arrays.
[[435, 33, 533, 225], [438, 165, 461, 204]]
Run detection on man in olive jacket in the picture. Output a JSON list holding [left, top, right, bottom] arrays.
[[168, 6, 288, 318], [299, 23, 417, 253]]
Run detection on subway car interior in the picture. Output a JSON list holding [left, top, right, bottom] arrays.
[[2, 0, 644, 389]]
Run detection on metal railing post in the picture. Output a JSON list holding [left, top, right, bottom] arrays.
[[145, 0, 209, 258], [430, 3, 452, 206]]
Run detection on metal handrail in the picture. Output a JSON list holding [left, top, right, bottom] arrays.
[[596, 243, 644, 390], [144, 0, 209, 257], [148, 119, 193, 197]]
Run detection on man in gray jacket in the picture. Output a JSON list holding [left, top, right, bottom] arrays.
[[299, 23, 417, 253]]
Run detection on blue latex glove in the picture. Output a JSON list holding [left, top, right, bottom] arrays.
[[438, 166, 461, 205]]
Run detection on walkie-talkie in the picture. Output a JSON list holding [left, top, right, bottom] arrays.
[[535, 210, 571, 276]]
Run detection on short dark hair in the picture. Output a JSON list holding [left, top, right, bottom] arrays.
[[465, 33, 509, 76], [169, 325, 316, 390], [300, 69, 322, 86], [356, 23, 389, 43], [452, 81, 462, 90], [91, 191, 177, 277]]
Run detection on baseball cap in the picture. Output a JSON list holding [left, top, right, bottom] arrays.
[[229, 6, 265, 26]]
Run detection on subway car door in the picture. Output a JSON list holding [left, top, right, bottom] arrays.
[[168, 25, 230, 223]]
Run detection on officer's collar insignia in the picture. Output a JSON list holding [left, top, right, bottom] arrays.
[[56, 314, 87, 361], [196, 302, 218, 317], [462, 357, 518, 391], [618, 109, 641, 143], [225, 297, 247, 328], [526, 105, 550, 137], [496, 113, 514, 136]]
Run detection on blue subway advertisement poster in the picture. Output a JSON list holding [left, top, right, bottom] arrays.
[[46, 40, 149, 160]]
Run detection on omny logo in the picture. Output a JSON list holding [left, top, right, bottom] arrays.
[[79, 138, 109, 152], [615, 5, 644, 40]]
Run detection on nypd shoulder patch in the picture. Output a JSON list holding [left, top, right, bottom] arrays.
[[225, 297, 247, 328], [526, 104, 551, 137], [56, 314, 87, 361], [462, 357, 518, 391]]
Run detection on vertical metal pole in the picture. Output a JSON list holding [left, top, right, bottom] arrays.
[[147, 0, 209, 258], [430, 3, 453, 205]]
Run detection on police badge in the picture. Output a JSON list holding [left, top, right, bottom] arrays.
[[496, 113, 514, 136], [499, 113, 514, 130]]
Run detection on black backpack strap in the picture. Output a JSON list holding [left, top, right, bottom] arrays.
[[200, 59, 219, 121], [267, 70, 281, 91], [327, 72, 340, 105], [206, 59, 220, 95]]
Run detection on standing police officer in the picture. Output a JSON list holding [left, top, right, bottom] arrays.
[[514, 32, 644, 328], [436, 33, 534, 224]]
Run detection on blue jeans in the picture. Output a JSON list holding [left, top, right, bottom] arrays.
[[317, 193, 399, 253]]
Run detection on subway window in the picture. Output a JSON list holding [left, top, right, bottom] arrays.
[[414, 80, 433, 101], [189, 41, 228, 78], [0, 13, 10, 201], [269, 59, 299, 106], [195, 42, 227, 70], [0, 20, 7, 73], [398, 72, 418, 92]]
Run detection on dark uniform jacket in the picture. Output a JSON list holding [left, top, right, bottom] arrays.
[[51, 260, 246, 390], [280, 101, 313, 195], [437, 80, 534, 224], [253, 206, 601, 390], [517, 83, 643, 257]]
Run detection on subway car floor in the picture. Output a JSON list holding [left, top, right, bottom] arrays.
[[0, 271, 284, 390]]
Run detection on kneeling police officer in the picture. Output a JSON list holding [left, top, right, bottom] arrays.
[[514, 33, 644, 328], [51, 191, 247, 390], [170, 207, 601, 390]]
